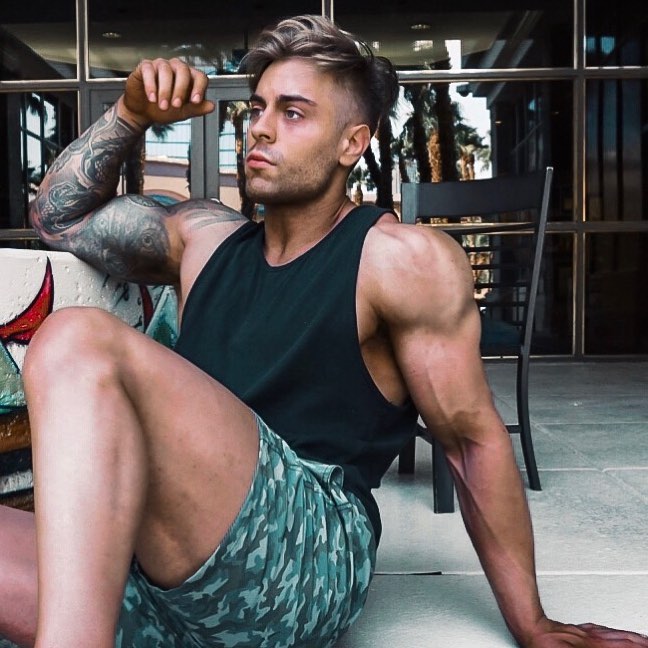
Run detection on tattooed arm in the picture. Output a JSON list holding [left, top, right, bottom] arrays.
[[29, 104, 180, 284], [29, 59, 217, 285]]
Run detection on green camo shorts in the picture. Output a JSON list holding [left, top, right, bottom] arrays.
[[116, 414, 377, 647]]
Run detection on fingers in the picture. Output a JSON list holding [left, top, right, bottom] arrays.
[[138, 58, 211, 113], [576, 622, 648, 646]]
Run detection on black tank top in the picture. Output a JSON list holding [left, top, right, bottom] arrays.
[[174, 205, 418, 542]]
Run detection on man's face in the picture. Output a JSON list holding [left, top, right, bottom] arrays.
[[244, 58, 350, 205]]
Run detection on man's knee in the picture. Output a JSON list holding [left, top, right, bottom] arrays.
[[23, 307, 125, 387]]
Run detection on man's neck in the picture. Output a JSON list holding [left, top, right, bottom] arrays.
[[261, 195, 355, 267]]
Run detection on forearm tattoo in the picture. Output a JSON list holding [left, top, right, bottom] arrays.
[[31, 104, 142, 238]]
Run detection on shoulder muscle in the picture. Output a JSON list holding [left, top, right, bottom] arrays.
[[364, 221, 476, 335]]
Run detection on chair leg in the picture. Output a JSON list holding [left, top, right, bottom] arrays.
[[516, 353, 541, 491], [398, 436, 416, 474], [432, 439, 455, 513]]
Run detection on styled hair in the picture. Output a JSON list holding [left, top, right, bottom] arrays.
[[241, 15, 399, 134]]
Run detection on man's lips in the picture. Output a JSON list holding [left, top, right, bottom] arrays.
[[245, 151, 275, 168]]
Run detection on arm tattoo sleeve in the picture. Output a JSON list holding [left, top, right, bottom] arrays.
[[31, 104, 142, 239]]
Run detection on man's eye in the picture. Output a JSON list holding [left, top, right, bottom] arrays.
[[285, 109, 301, 120], [250, 107, 263, 120]]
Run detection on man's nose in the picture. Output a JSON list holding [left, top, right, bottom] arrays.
[[249, 110, 275, 143]]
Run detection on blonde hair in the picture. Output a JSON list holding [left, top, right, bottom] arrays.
[[242, 15, 398, 134]]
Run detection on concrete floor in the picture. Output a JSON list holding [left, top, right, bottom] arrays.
[[337, 361, 648, 647], [2, 361, 646, 647]]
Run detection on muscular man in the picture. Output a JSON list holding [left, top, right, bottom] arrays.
[[1, 14, 646, 648]]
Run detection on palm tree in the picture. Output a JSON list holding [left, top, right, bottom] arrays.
[[362, 114, 396, 209], [430, 42, 459, 182], [395, 84, 490, 187]]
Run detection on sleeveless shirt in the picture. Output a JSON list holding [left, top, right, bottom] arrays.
[[174, 205, 418, 542]]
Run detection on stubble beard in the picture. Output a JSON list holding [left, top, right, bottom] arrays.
[[245, 155, 340, 207]]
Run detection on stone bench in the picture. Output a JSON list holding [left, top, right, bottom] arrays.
[[0, 249, 178, 509]]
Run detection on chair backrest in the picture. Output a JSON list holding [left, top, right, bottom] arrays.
[[400, 167, 554, 355]]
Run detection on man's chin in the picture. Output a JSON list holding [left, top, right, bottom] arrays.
[[246, 189, 296, 206]]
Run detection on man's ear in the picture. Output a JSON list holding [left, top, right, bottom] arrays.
[[339, 124, 371, 168]]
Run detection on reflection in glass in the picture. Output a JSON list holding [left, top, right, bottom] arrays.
[[348, 81, 493, 212], [349, 81, 571, 221], [335, 0, 572, 71], [536, 233, 573, 354], [586, 233, 648, 353], [217, 100, 255, 218], [0, 92, 77, 230], [485, 232, 572, 355], [586, 0, 648, 66], [87, 1, 319, 78], [0, 2, 76, 80], [143, 121, 191, 204], [93, 101, 192, 205], [586, 79, 648, 221], [458, 230, 572, 354]]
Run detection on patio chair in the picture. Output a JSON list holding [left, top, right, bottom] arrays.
[[397, 167, 554, 512]]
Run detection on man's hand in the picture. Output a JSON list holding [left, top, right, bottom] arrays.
[[525, 617, 648, 647], [121, 58, 215, 128]]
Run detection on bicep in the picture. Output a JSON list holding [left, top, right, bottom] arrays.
[[396, 307, 498, 450], [382, 230, 502, 450], [50, 194, 182, 285]]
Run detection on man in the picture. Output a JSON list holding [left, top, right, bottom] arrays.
[[0, 14, 646, 648]]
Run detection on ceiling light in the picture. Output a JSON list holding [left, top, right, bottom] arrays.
[[413, 40, 434, 52], [410, 23, 431, 31], [102, 32, 122, 39]]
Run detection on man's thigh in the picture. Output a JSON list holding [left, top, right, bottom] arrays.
[[0, 505, 36, 646], [25, 307, 260, 589], [117, 416, 376, 648]]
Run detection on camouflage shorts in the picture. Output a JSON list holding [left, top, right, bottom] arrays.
[[116, 414, 377, 647]]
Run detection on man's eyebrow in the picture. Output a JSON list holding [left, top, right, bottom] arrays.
[[277, 94, 317, 106], [249, 93, 317, 107], [249, 93, 266, 105]]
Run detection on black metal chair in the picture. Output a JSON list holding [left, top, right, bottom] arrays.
[[397, 167, 554, 512]]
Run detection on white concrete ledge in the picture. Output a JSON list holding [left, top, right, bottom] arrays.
[[0, 249, 177, 413]]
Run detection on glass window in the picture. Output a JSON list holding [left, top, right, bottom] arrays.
[[0, 1, 76, 80], [586, 79, 648, 222], [335, 0, 572, 71], [474, 232, 573, 355], [0, 92, 78, 231], [216, 100, 256, 218], [586, 0, 648, 66], [349, 81, 571, 220], [94, 98, 193, 204], [87, 1, 320, 78], [585, 233, 648, 353], [143, 121, 192, 204], [534, 233, 573, 354]]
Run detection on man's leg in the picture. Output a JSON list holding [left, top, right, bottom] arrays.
[[22, 307, 260, 648], [0, 505, 36, 647]]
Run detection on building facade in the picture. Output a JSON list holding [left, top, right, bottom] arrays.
[[1, 0, 647, 357]]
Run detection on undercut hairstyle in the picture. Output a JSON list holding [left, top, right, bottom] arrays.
[[241, 14, 399, 135]]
